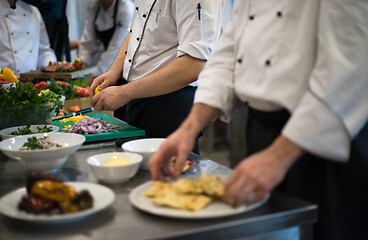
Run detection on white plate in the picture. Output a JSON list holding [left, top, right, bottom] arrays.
[[0, 182, 115, 223], [0, 125, 59, 140], [129, 180, 269, 219]]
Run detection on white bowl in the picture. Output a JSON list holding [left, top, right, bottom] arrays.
[[0, 132, 85, 172], [121, 138, 166, 169], [87, 152, 143, 183], [0, 125, 59, 140]]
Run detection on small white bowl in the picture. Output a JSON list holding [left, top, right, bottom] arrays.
[[87, 152, 143, 183], [0, 132, 85, 172], [121, 138, 166, 169], [0, 125, 59, 140]]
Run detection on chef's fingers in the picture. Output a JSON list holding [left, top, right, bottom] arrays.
[[149, 145, 172, 180], [235, 183, 255, 206], [173, 152, 188, 178], [162, 159, 175, 178], [90, 75, 104, 98], [253, 189, 267, 203], [90, 93, 103, 110], [224, 172, 248, 206]]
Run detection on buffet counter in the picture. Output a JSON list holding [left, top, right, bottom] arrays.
[[0, 140, 317, 240]]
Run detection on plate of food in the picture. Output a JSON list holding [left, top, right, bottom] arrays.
[[0, 125, 59, 140], [129, 173, 269, 219], [0, 172, 115, 223]]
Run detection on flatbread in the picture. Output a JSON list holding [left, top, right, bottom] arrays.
[[142, 173, 225, 211]]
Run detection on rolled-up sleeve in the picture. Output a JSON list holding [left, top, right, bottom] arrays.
[[194, 15, 240, 122], [174, 0, 223, 60], [283, 0, 368, 161]]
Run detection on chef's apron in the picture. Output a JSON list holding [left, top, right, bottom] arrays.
[[244, 105, 368, 240], [94, 0, 119, 50], [114, 78, 201, 154]]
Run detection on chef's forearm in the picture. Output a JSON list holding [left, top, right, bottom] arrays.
[[109, 33, 130, 76], [180, 103, 221, 137], [126, 54, 205, 99]]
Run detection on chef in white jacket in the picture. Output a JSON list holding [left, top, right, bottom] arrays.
[[90, 0, 226, 153], [149, 1, 368, 239], [78, 0, 134, 85], [0, 0, 56, 75]]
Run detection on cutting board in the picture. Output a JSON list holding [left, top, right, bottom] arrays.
[[52, 113, 145, 142]]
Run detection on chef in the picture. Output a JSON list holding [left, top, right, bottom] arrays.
[[149, 0, 368, 239], [0, 0, 56, 75], [90, 0, 226, 153], [78, 0, 134, 85]]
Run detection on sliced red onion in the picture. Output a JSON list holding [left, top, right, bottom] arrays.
[[65, 118, 118, 134]]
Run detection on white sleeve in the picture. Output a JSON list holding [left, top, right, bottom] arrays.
[[194, 8, 240, 123], [283, 0, 368, 161], [173, 0, 223, 60], [94, 0, 133, 76]]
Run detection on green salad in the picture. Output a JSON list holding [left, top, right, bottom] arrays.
[[10, 125, 54, 135], [0, 82, 63, 122]]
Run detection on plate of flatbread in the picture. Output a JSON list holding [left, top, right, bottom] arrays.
[[129, 173, 269, 219]]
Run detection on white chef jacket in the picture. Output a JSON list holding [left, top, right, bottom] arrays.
[[78, 0, 134, 76], [195, 0, 368, 161], [123, 0, 225, 86], [0, 0, 56, 74]]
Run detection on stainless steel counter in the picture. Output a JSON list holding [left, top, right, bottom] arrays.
[[0, 140, 317, 240]]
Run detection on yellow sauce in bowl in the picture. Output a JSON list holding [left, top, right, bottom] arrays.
[[103, 156, 131, 166]]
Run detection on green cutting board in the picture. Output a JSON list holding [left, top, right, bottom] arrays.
[[53, 113, 145, 142]]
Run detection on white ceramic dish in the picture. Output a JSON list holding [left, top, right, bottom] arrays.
[[87, 152, 143, 183], [0, 132, 85, 172], [0, 125, 59, 140], [0, 182, 115, 224], [121, 138, 166, 169], [129, 179, 269, 219]]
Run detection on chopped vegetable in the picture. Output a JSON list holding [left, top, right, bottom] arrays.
[[19, 136, 62, 150], [60, 114, 90, 123], [70, 105, 80, 112], [64, 118, 118, 134]]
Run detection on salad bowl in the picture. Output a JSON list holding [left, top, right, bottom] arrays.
[[0, 125, 59, 140], [0, 132, 85, 172]]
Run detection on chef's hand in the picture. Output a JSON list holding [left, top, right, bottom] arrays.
[[89, 70, 120, 98], [149, 127, 196, 181], [90, 84, 131, 111], [224, 136, 304, 206]]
